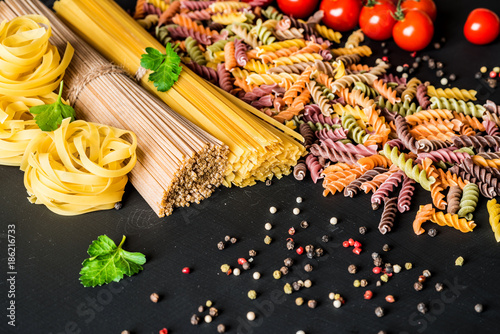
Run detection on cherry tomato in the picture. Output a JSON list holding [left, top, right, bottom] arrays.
[[277, 0, 319, 19], [320, 0, 363, 32], [401, 0, 437, 21], [464, 8, 500, 45], [359, 0, 397, 40], [393, 10, 434, 51]]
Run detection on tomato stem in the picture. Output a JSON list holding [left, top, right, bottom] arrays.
[[393, 0, 405, 21], [365, 0, 378, 7]]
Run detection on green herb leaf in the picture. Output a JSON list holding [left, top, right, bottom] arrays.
[[79, 235, 146, 287], [140, 43, 182, 92], [29, 81, 75, 131]]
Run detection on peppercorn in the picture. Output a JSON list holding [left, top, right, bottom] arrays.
[[265, 179, 272, 186], [233, 268, 241, 276], [330, 217, 338, 225], [321, 235, 329, 242], [224, 235, 231, 242], [474, 304, 483, 313], [373, 267, 382, 274], [217, 324, 226, 333], [393, 264, 402, 274], [287, 240, 295, 250], [381, 42, 386, 47], [417, 302, 427, 314], [422, 55, 430, 61], [205, 315, 213, 323], [428, 228, 437, 237], [305, 244, 314, 253], [253, 272, 260, 280], [385, 295, 395, 303], [396, 65, 403, 73], [436, 70, 444, 78], [353, 280, 361, 287], [315, 248, 324, 257], [435, 282, 444, 292], [273, 270, 282, 279], [198, 305, 205, 313], [280, 266, 289, 275], [265, 223, 272, 230], [376, 281, 382, 287], [284, 257, 293, 267], [284, 283, 292, 294], [428, 61, 436, 70], [385, 263, 393, 274], [364, 290, 373, 300], [380, 274, 389, 283], [248, 290, 257, 300], [412, 62, 419, 69], [422, 270, 431, 278], [242, 262, 250, 270], [230, 237, 237, 244], [209, 307, 218, 317], [246, 312, 256, 321], [293, 208, 300, 215], [191, 314, 200, 326], [296, 246, 304, 255], [348, 264, 357, 274], [475, 72, 483, 79], [206, 300, 212, 307], [353, 247, 362, 255], [405, 262, 413, 270], [371, 252, 379, 260], [487, 78, 497, 89], [455, 256, 464, 266], [417, 275, 425, 283], [360, 279, 368, 287], [288, 227, 295, 235], [264, 235, 272, 244], [409, 68, 415, 74], [382, 244, 390, 252], [304, 264, 313, 272], [221, 264, 230, 273], [306, 251, 314, 259], [333, 299, 342, 308], [300, 220, 309, 228], [249, 250, 257, 257], [359, 226, 367, 235], [414, 282, 423, 291], [304, 279, 312, 288], [342, 241, 350, 248], [159, 328, 168, 334], [353, 241, 362, 248], [449, 73, 457, 81], [121, 331, 130, 334], [378, 331, 387, 334], [217, 241, 225, 250], [375, 306, 384, 317], [269, 206, 277, 214], [490, 71, 497, 78], [383, 49, 389, 55], [295, 297, 304, 306], [292, 281, 301, 291], [150, 293, 159, 303], [307, 300, 317, 309]]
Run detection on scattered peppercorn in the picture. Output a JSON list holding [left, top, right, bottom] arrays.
[[280, 266, 289, 275], [364, 290, 373, 300], [304, 279, 312, 288], [342, 241, 350, 247], [449, 73, 457, 81], [474, 304, 483, 313], [322, 235, 329, 242], [393, 264, 401, 274], [396, 65, 403, 73], [436, 70, 444, 78], [405, 262, 413, 270], [428, 228, 437, 237], [415, 56, 422, 63], [206, 300, 213, 307], [435, 282, 444, 292], [159, 328, 168, 334], [414, 282, 423, 291], [305, 245, 314, 253], [182, 267, 191, 274], [422, 55, 430, 61], [385, 263, 393, 274], [233, 268, 241, 276], [295, 297, 304, 306], [376, 280, 382, 287], [371, 252, 379, 260], [273, 270, 282, 279], [293, 208, 301, 215], [249, 250, 256, 257], [217, 241, 225, 250], [383, 49, 389, 55], [265, 179, 272, 186], [315, 248, 324, 257], [217, 324, 226, 333], [190, 314, 200, 325], [114, 202, 122, 210], [348, 264, 357, 274], [480, 66, 488, 73], [359, 226, 367, 235], [269, 206, 277, 214], [475, 72, 483, 79], [221, 264, 230, 273], [205, 315, 213, 323], [417, 302, 427, 314], [330, 217, 338, 225], [418, 275, 426, 283], [455, 256, 464, 266], [423, 270, 431, 278], [490, 71, 497, 78], [198, 305, 205, 313], [253, 272, 260, 280], [246, 312, 255, 321], [353, 280, 361, 287], [380, 274, 389, 283], [487, 78, 497, 88], [375, 306, 384, 317], [287, 239, 295, 250], [333, 299, 342, 308], [264, 235, 272, 244], [304, 264, 313, 272], [242, 262, 250, 270], [224, 235, 231, 242], [248, 290, 257, 300], [288, 227, 296, 235], [209, 307, 218, 317], [292, 281, 301, 291], [307, 300, 318, 309], [377, 331, 387, 334], [382, 244, 390, 252], [265, 223, 272, 230], [230, 237, 237, 244], [284, 258, 293, 267], [373, 267, 382, 274], [284, 283, 292, 294], [150, 293, 159, 303], [121, 331, 130, 334], [360, 279, 368, 287], [300, 220, 309, 229], [296, 246, 304, 255]]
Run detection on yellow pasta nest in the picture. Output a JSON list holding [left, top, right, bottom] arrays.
[[20, 118, 137, 216]]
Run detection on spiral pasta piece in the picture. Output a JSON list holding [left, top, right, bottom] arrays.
[[293, 160, 307, 181], [371, 170, 404, 209], [256, 39, 307, 54], [232, 24, 261, 49], [430, 210, 476, 233], [455, 183, 479, 220], [353, 82, 378, 99], [283, 66, 313, 105], [246, 73, 299, 86], [373, 79, 401, 104], [405, 109, 454, 126], [397, 175, 415, 213], [261, 6, 283, 21], [184, 36, 206, 65], [379, 197, 397, 234], [322, 165, 365, 196], [342, 114, 370, 144], [452, 134, 500, 150], [487, 199, 500, 242], [307, 80, 333, 116], [383, 145, 435, 191], [331, 45, 372, 57], [427, 85, 477, 101], [272, 53, 323, 66], [274, 28, 304, 41], [244, 59, 272, 73], [172, 14, 218, 37], [330, 73, 377, 93], [394, 114, 418, 153], [209, 1, 250, 12], [413, 204, 435, 235], [429, 97, 485, 118], [211, 12, 247, 25], [310, 142, 360, 165], [251, 19, 276, 45], [137, 14, 159, 29], [416, 83, 430, 109], [344, 166, 387, 197], [268, 61, 314, 75], [305, 154, 323, 183], [314, 24, 342, 44], [401, 77, 421, 102]]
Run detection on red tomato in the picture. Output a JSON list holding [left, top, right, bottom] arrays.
[[393, 10, 434, 51], [359, 0, 397, 40], [277, 0, 319, 19], [401, 0, 437, 21], [464, 8, 500, 45], [320, 0, 363, 32]]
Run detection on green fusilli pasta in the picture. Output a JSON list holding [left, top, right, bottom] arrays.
[[252, 19, 276, 45], [429, 97, 486, 118], [342, 113, 370, 144], [353, 81, 378, 99], [185, 37, 206, 65], [457, 183, 479, 220], [378, 98, 422, 116], [261, 6, 283, 21]]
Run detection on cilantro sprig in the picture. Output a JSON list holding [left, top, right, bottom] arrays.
[[29, 81, 75, 132], [79, 235, 146, 288], [140, 43, 182, 92]]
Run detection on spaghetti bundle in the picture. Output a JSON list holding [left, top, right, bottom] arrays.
[[1, 0, 228, 217], [53, 0, 306, 188]]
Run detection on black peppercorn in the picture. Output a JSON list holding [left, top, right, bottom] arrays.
[[428, 228, 437, 237], [382, 244, 390, 252], [409, 68, 415, 75], [242, 262, 250, 270], [375, 306, 384, 317], [415, 56, 422, 63], [249, 249, 257, 257], [306, 251, 314, 259], [383, 48, 389, 55], [359, 226, 367, 235], [286, 240, 295, 250], [191, 314, 200, 325], [280, 266, 289, 275], [434, 42, 441, 49], [422, 55, 430, 61], [217, 241, 225, 250], [305, 244, 314, 253], [475, 72, 483, 80], [436, 70, 444, 78], [300, 220, 309, 229], [114, 202, 122, 210], [435, 282, 444, 292], [307, 300, 317, 308], [265, 179, 272, 186], [385, 263, 393, 274], [474, 304, 483, 313], [230, 237, 237, 244], [348, 264, 357, 274], [423, 270, 431, 278], [360, 279, 368, 287], [448, 73, 457, 81], [417, 302, 427, 314], [374, 257, 383, 267], [414, 282, 423, 291], [209, 307, 218, 317], [315, 248, 324, 257], [321, 235, 329, 242], [436, 62, 444, 69], [487, 78, 497, 89], [217, 324, 226, 333], [371, 252, 379, 260], [292, 281, 301, 291], [428, 61, 436, 70], [284, 257, 293, 267], [304, 264, 313, 272]]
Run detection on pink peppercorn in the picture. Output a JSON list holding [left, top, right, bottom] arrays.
[[182, 267, 191, 274], [353, 248, 362, 255], [159, 328, 168, 334], [373, 267, 382, 274], [348, 238, 355, 246], [296, 246, 304, 255], [238, 258, 247, 265], [342, 241, 350, 248], [288, 227, 295, 235], [353, 241, 362, 248], [364, 290, 373, 300]]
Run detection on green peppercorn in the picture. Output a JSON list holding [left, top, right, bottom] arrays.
[[353, 280, 361, 287], [380, 274, 389, 283], [455, 256, 464, 266], [248, 290, 257, 300], [295, 297, 304, 306], [405, 262, 413, 270], [220, 264, 230, 273], [273, 270, 282, 279], [284, 283, 292, 294], [264, 235, 272, 244]]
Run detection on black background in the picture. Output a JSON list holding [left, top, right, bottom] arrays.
[[2, 0, 500, 333]]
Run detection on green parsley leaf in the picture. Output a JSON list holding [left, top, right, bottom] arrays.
[[29, 81, 75, 132], [140, 43, 182, 92], [79, 235, 146, 287]]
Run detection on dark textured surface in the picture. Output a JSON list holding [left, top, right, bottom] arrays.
[[2, 0, 500, 333]]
